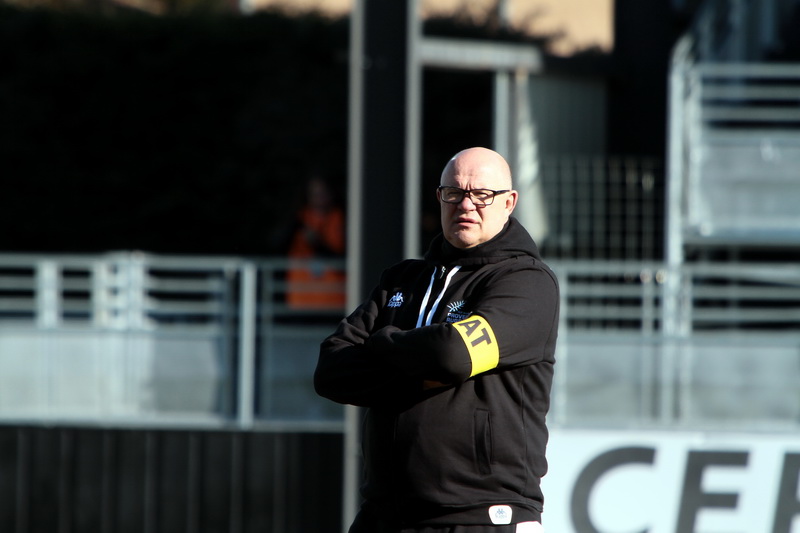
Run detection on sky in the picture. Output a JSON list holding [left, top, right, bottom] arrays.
[[251, 0, 614, 56]]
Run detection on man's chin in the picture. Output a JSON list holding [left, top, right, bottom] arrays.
[[446, 232, 478, 249]]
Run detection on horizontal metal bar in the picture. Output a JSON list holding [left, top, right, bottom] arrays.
[[419, 37, 542, 71], [691, 286, 800, 300], [566, 305, 662, 320], [702, 84, 800, 100], [60, 279, 92, 291], [701, 129, 800, 142], [550, 260, 665, 273], [0, 256, 101, 268], [144, 278, 228, 292], [692, 309, 800, 322], [144, 302, 227, 314], [60, 301, 93, 312], [0, 300, 36, 312], [564, 283, 659, 298], [685, 263, 800, 278], [698, 62, 800, 77], [702, 106, 800, 121], [0, 277, 36, 290]]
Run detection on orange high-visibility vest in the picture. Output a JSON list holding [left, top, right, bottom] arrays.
[[286, 207, 346, 309]]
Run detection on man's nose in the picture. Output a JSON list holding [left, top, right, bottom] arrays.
[[458, 195, 477, 210]]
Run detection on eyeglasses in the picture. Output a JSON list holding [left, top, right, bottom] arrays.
[[437, 186, 511, 207]]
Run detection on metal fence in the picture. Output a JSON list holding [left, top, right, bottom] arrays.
[[2, 253, 799, 432], [538, 156, 664, 261]]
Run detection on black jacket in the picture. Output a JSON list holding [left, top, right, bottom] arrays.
[[315, 217, 560, 527]]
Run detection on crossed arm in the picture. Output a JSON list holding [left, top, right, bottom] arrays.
[[314, 267, 558, 407]]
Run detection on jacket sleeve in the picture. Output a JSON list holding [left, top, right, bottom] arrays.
[[367, 262, 559, 384], [314, 276, 422, 407]]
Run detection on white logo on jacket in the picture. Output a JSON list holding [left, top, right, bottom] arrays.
[[488, 505, 513, 524], [387, 292, 404, 308], [445, 300, 470, 323]]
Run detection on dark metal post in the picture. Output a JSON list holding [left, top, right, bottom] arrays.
[[345, 1, 418, 530]]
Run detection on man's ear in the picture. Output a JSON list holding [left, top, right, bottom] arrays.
[[505, 190, 518, 213]]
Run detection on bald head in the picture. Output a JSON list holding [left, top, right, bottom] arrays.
[[440, 147, 513, 189], [438, 147, 518, 249]]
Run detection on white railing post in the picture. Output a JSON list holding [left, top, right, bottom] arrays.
[[36, 260, 59, 329], [664, 34, 695, 426], [237, 262, 257, 429], [92, 259, 111, 327], [127, 253, 149, 331]]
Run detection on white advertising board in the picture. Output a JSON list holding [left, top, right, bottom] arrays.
[[541, 429, 800, 533]]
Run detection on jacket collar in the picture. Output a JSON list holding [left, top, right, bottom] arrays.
[[424, 217, 541, 267]]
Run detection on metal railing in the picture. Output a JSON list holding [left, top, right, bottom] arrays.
[[2, 253, 800, 432], [550, 260, 800, 430], [668, 35, 800, 264], [0, 252, 345, 430]]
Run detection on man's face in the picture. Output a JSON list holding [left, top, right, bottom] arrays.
[[439, 154, 517, 249]]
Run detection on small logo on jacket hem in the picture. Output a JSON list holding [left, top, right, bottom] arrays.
[[387, 292, 404, 308], [489, 505, 513, 524]]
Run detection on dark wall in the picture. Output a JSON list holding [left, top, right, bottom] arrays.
[[419, 68, 493, 249], [607, 0, 687, 157], [0, 4, 543, 258], [0, 425, 342, 533], [0, 5, 349, 256]]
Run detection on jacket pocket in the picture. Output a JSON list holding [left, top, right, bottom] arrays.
[[473, 408, 493, 475]]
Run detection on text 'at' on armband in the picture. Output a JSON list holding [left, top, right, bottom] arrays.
[[452, 315, 499, 377]]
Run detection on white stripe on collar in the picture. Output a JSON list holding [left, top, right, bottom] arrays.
[[416, 265, 462, 327]]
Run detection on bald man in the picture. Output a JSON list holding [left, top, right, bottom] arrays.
[[315, 147, 560, 532]]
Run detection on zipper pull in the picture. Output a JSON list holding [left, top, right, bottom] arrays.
[[438, 266, 446, 279]]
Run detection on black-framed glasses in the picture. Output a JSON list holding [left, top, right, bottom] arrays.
[[437, 186, 511, 207]]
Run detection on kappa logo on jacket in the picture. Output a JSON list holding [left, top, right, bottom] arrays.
[[488, 505, 513, 524], [445, 300, 470, 323], [387, 292, 404, 308]]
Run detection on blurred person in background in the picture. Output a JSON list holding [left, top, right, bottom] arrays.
[[315, 147, 560, 532], [285, 175, 346, 310]]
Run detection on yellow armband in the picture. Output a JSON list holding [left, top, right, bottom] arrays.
[[452, 314, 499, 377]]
